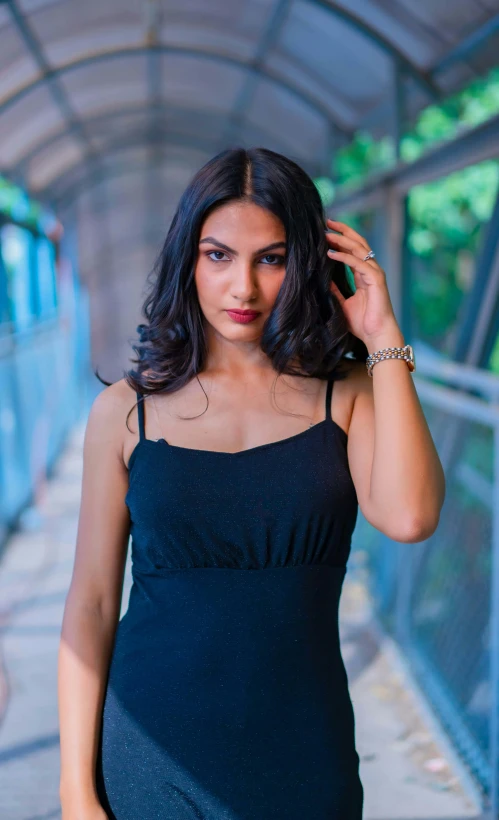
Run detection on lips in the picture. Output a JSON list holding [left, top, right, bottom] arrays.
[[226, 309, 261, 324], [228, 310, 260, 315]]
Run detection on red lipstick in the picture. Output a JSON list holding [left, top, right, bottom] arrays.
[[226, 309, 261, 324]]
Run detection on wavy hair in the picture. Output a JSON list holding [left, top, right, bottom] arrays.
[[96, 147, 368, 425]]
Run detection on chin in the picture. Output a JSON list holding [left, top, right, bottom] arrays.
[[226, 326, 262, 340], [214, 321, 261, 340]]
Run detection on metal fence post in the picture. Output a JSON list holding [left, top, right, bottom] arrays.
[[490, 423, 499, 818]]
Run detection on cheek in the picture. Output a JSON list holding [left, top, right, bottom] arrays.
[[194, 262, 223, 306], [260, 270, 286, 303]]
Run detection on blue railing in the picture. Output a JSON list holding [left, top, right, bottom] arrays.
[[0, 290, 93, 550]]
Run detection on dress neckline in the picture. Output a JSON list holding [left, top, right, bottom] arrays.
[[127, 377, 347, 470], [126, 416, 347, 471]]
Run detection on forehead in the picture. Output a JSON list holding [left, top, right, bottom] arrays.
[[201, 201, 285, 237]]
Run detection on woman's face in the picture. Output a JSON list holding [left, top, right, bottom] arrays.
[[194, 200, 287, 341]]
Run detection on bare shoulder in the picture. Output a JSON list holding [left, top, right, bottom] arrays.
[[88, 377, 137, 425], [85, 378, 139, 463]]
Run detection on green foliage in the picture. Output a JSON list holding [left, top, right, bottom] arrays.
[[334, 133, 395, 189], [325, 65, 499, 366], [401, 66, 499, 163], [407, 161, 499, 353], [314, 176, 336, 206], [0, 175, 55, 236], [490, 333, 499, 373], [333, 66, 499, 185]]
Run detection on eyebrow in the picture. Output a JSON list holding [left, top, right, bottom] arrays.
[[199, 236, 287, 255]]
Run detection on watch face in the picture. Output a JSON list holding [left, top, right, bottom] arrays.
[[407, 345, 416, 371]]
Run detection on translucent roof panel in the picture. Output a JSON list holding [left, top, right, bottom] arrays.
[[158, 53, 248, 113], [0, 18, 39, 100], [57, 55, 150, 118], [27, 134, 84, 190], [20, 0, 146, 64], [246, 81, 329, 157], [1, 0, 498, 277], [0, 84, 67, 166], [278, 2, 394, 106]]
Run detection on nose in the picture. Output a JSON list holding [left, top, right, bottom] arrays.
[[230, 260, 259, 303]]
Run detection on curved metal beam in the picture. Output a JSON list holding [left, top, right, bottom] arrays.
[[52, 146, 321, 210], [41, 128, 317, 203], [44, 136, 211, 204], [0, 4, 445, 196], [310, 1, 440, 99], [218, 0, 292, 150], [7, 103, 296, 178], [45, 138, 208, 201], [431, 12, 499, 75], [55, 162, 197, 211], [0, 44, 351, 128], [6, 0, 96, 160]]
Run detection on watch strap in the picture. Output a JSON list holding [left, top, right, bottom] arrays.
[[366, 344, 415, 377]]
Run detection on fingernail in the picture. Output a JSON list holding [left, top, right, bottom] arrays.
[[327, 249, 337, 255]]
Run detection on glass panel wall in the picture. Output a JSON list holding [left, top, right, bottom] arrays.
[[0, 223, 36, 333], [35, 236, 58, 320]]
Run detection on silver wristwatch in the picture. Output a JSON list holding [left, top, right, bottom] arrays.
[[366, 344, 416, 377]]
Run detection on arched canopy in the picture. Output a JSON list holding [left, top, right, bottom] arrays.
[[2, 0, 498, 198], [1, 0, 498, 327]]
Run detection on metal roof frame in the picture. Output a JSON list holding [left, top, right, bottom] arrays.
[[0, 0, 450, 198], [6, 0, 97, 162], [5, 103, 294, 177], [312, 1, 440, 98], [0, 43, 354, 130], [3, 0, 499, 378], [45, 133, 216, 205], [5, 0, 499, 208], [431, 13, 499, 76], [49, 133, 325, 209], [330, 111, 499, 215]]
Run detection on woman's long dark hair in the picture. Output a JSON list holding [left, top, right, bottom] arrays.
[[96, 146, 368, 425]]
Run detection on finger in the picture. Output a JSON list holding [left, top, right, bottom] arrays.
[[326, 232, 375, 260], [327, 250, 383, 280], [330, 280, 346, 305], [326, 219, 370, 250], [327, 248, 378, 269], [326, 226, 370, 256], [353, 268, 364, 290]]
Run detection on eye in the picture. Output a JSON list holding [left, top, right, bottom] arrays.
[[207, 250, 229, 262], [260, 254, 285, 265]]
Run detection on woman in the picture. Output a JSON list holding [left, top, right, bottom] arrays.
[[58, 147, 445, 819]]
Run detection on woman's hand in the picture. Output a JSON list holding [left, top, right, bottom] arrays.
[[326, 218, 402, 349]]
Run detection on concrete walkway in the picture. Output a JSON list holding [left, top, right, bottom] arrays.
[[0, 424, 484, 819]]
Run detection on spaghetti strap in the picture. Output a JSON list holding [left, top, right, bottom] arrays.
[[325, 378, 334, 424], [136, 391, 146, 442]]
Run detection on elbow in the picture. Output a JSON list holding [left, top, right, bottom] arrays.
[[363, 491, 444, 544], [393, 511, 441, 544]]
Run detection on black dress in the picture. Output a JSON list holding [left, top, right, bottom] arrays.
[[95, 376, 363, 819]]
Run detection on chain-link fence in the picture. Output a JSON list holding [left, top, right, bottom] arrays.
[[352, 367, 499, 816]]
